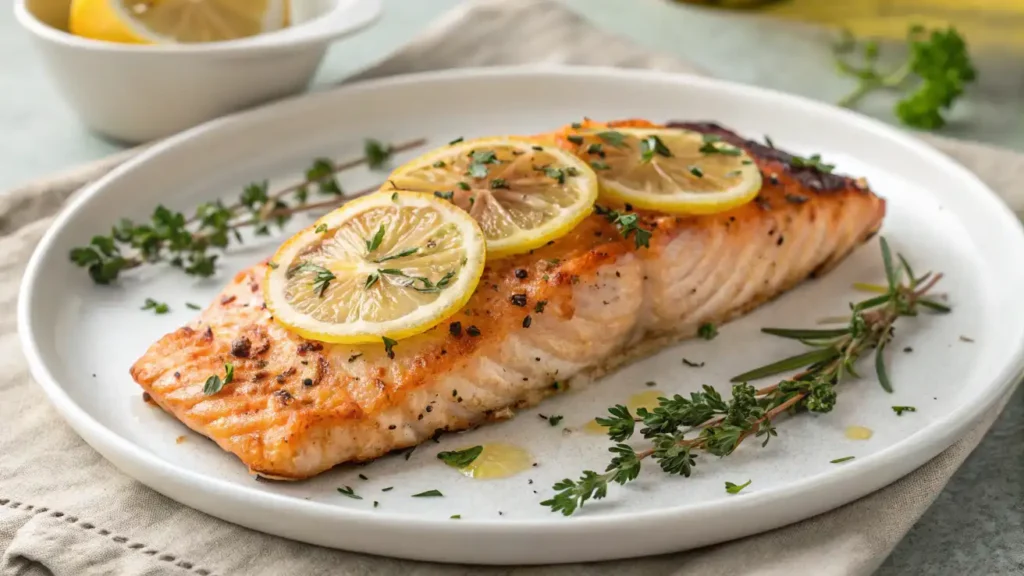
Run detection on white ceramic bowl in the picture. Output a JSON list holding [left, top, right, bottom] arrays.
[[14, 0, 382, 143]]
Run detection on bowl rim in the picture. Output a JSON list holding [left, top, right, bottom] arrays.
[[13, 0, 382, 55]]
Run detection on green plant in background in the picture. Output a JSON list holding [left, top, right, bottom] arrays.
[[834, 25, 977, 130]]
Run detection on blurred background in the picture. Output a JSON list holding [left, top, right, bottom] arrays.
[[4, 0, 1022, 192]]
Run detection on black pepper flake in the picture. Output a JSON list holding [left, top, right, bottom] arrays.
[[624, 203, 633, 211], [776, 235, 784, 246], [230, 337, 251, 358], [274, 390, 293, 405], [467, 325, 481, 337], [449, 322, 462, 337], [515, 269, 528, 279], [418, 414, 424, 420], [452, 389, 458, 397], [785, 194, 808, 204], [302, 378, 314, 387], [768, 174, 779, 185], [297, 341, 324, 354], [388, 424, 397, 430], [425, 405, 433, 413], [510, 294, 528, 307], [903, 346, 913, 353], [522, 315, 532, 328], [173, 371, 181, 379]]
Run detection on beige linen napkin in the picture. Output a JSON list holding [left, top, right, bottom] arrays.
[[3, 1, 1022, 575]]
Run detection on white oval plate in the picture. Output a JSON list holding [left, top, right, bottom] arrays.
[[18, 67, 1024, 565]]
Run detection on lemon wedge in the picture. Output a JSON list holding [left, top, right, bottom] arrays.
[[69, 0, 290, 44], [558, 126, 762, 214], [386, 137, 598, 259], [264, 190, 486, 344]]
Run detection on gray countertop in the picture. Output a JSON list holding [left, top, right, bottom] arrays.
[[3, 0, 1022, 573]]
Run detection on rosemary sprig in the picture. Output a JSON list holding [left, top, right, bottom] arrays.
[[541, 238, 948, 515], [69, 138, 426, 284]]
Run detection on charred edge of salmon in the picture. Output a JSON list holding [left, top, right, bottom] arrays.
[[666, 121, 859, 194]]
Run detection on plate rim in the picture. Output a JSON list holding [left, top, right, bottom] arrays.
[[17, 65, 1024, 563]]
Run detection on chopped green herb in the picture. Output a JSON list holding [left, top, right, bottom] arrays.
[[532, 145, 544, 151], [571, 122, 582, 129], [267, 262, 279, 270], [640, 135, 672, 162], [567, 135, 584, 145], [699, 141, 742, 156], [698, 323, 718, 340], [374, 247, 419, 263], [468, 163, 489, 178], [725, 480, 751, 494], [412, 489, 444, 498], [367, 224, 386, 253], [203, 363, 234, 396], [364, 139, 392, 170], [315, 223, 328, 234], [457, 182, 471, 191], [348, 353, 363, 362], [688, 166, 704, 178], [434, 190, 455, 201], [892, 405, 917, 416], [437, 446, 483, 468], [391, 192, 399, 201], [597, 131, 627, 148], [141, 298, 170, 314], [450, 514, 461, 519], [548, 414, 564, 426], [364, 272, 380, 290], [382, 336, 398, 359], [682, 358, 705, 368], [490, 178, 509, 189], [337, 485, 363, 500], [587, 143, 603, 155], [374, 501, 379, 508], [590, 160, 610, 171], [790, 153, 835, 173], [449, 137, 464, 145], [830, 456, 856, 464], [382, 487, 394, 492], [433, 160, 447, 168], [185, 302, 201, 310], [544, 167, 566, 184], [593, 204, 651, 249], [359, 473, 369, 480], [534, 300, 548, 313]]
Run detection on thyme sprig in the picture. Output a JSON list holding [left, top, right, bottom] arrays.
[[542, 238, 948, 515], [69, 138, 426, 284]]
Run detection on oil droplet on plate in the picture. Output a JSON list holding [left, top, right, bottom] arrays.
[[845, 425, 873, 440], [583, 419, 608, 434], [627, 390, 665, 413], [458, 443, 532, 479]]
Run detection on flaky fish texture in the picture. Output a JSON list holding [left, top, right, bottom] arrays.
[[130, 121, 885, 479]]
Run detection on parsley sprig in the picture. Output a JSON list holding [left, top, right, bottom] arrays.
[[542, 238, 949, 515], [834, 25, 976, 130], [69, 138, 425, 284]]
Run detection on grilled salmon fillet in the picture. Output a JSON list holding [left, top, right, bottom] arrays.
[[130, 122, 886, 479]]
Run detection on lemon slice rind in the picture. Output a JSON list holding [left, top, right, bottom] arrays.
[[264, 191, 486, 344]]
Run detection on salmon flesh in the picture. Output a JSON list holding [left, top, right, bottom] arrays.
[[130, 122, 886, 479]]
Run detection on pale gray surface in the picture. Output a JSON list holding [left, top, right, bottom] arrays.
[[2, 1, 1023, 574]]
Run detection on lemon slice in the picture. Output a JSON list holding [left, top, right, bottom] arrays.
[[69, 0, 289, 44], [386, 137, 598, 258], [264, 191, 486, 344], [559, 127, 762, 214]]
